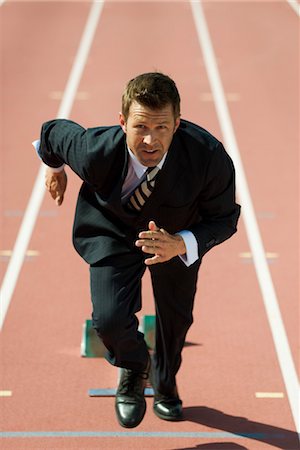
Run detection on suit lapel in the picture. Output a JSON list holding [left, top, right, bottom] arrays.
[[107, 138, 128, 199]]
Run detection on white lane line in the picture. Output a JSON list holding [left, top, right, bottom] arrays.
[[190, 0, 300, 435], [0, 1, 104, 331], [286, 0, 300, 16], [255, 392, 285, 399], [0, 390, 12, 397]]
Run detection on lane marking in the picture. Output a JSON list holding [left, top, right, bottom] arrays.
[[256, 392, 284, 399], [239, 252, 279, 259], [49, 91, 90, 100], [200, 92, 240, 102], [0, 391, 12, 397], [4, 209, 58, 217], [190, 0, 300, 435], [0, 431, 287, 439], [239, 252, 278, 265], [0, 1, 104, 331], [256, 211, 276, 219], [286, 0, 300, 16], [0, 250, 39, 257]]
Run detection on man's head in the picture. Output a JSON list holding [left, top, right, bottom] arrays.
[[121, 72, 181, 121], [119, 72, 181, 167]]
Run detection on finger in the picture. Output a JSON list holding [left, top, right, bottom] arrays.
[[148, 220, 159, 232], [144, 254, 162, 265], [46, 180, 53, 192], [48, 179, 57, 193], [142, 246, 156, 255], [49, 189, 57, 200], [49, 184, 61, 203], [135, 239, 163, 249], [137, 230, 161, 240], [56, 194, 64, 206], [142, 243, 162, 254]]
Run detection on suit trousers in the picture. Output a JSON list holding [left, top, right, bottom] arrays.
[[90, 252, 201, 395]]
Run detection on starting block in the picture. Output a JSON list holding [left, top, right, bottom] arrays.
[[81, 320, 106, 358], [89, 365, 154, 397], [81, 315, 156, 358], [89, 385, 154, 397], [81, 315, 156, 397]]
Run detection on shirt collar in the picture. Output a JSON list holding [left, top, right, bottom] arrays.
[[127, 147, 167, 179]]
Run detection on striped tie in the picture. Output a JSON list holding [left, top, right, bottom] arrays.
[[127, 166, 160, 212]]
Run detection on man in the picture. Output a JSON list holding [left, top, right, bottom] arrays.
[[36, 72, 240, 428]]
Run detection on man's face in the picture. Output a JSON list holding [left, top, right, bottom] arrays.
[[119, 101, 180, 167]]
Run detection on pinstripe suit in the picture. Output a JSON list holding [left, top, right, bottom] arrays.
[[39, 118, 240, 394]]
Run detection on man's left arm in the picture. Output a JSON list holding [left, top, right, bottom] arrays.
[[136, 143, 240, 265], [188, 142, 240, 261]]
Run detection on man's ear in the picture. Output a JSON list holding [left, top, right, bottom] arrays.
[[174, 116, 180, 133], [119, 112, 127, 133]]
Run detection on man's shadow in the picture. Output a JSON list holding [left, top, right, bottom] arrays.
[[172, 444, 247, 450], [171, 406, 299, 450]]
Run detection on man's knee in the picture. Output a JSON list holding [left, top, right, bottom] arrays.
[[92, 311, 120, 340]]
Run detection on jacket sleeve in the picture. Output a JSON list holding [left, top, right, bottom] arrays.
[[38, 119, 123, 191], [38, 118, 91, 176], [188, 142, 241, 260]]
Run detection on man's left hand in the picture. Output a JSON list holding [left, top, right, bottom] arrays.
[[135, 220, 186, 265]]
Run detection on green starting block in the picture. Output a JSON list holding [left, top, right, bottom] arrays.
[[81, 320, 106, 357], [81, 315, 156, 358], [141, 314, 156, 350], [82, 315, 156, 397]]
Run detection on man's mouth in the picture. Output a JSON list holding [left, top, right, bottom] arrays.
[[142, 148, 158, 153]]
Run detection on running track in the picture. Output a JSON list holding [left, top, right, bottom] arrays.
[[0, 1, 299, 449]]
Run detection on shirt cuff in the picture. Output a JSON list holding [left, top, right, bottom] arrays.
[[32, 139, 65, 172], [176, 230, 199, 267]]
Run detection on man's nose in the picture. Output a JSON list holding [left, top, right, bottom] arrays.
[[143, 132, 155, 145]]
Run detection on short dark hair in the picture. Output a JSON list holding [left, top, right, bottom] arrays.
[[122, 72, 181, 120]]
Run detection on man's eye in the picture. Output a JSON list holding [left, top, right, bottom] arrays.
[[136, 124, 146, 129]]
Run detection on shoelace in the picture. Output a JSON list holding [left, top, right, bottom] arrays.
[[118, 369, 149, 396]]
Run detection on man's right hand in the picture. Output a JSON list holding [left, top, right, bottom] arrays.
[[45, 167, 67, 206]]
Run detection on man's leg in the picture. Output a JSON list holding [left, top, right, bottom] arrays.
[[90, 253, 149, 372], [89, 253, 150, 428], [149, 257, 201, 420]]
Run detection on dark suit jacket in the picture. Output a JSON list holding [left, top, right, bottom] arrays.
[[39, 119, 240, 265]]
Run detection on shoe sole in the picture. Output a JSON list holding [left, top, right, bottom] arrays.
[[153, 407, 183, 422]]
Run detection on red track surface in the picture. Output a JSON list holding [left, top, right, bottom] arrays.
[[1, 1, 299, 449]]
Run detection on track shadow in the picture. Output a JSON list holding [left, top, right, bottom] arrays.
[[172, 443, 248, 450], [180, 406, 299, 450]]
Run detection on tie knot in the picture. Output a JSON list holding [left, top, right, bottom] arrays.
[[146, 166, 160, 182]]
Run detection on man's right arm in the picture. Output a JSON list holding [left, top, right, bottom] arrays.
[[45, 167, 68, 206], [36, 119, 122, 193], [38, 119, 87, 175], [36, 119, 96, 204], [33, 138, 68, 206], [34, 119, 87, 206]]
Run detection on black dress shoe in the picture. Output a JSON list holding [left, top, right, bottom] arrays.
[[115, 360, 150, 428], [153, 391, 183, 421]]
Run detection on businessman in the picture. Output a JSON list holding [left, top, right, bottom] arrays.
[[36, 72, 240, 428]]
